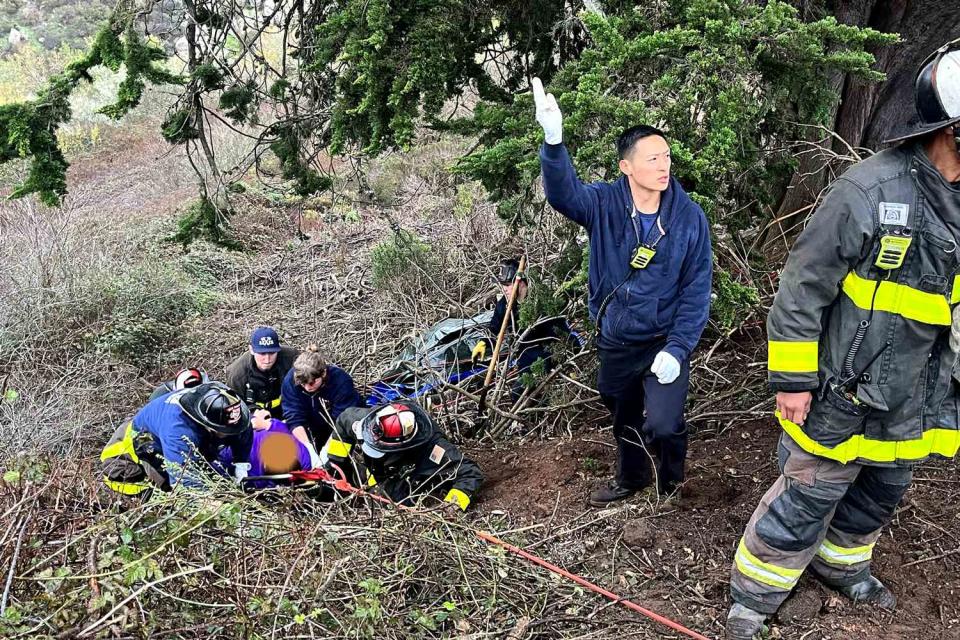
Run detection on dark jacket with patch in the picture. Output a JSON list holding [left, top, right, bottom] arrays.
[[766, 143, 960, 465], [225, 346, 298, 419], [326, 404, 483, 510]]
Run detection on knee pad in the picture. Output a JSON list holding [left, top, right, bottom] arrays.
[[756, 481, 844, 552]]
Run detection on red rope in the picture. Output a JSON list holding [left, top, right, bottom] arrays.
[[273, 469, 714, 639]]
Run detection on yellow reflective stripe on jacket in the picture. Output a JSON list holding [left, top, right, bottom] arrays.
[[778, 412, 960, 464], [768, 341, 818, 373], [327, 439, 352, 458], [366, 474, 377, 487], [734, 538, 802, 590], [443, 488, 470, 511], [952, 275, 960, 304], [100, 422, 140, 464], [816, 539, 875, 566], [103, 476, 150, 496], [255, 397, 282, 409], [842, 271, 951, 325]]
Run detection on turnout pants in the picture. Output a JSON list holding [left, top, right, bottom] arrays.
[[597, 339, 690, 492], [100, 420, 170, 497], [731, 432, 912, 614]]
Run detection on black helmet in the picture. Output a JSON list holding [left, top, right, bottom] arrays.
[[178, 382, 251, 436], [497, 258, 527, 285], [886, 39, 960, 144], [361, 402, 433, 458], [174, 367, 208, 390]]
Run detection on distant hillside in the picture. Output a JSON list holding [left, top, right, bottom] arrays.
[[0, 0, 112, 51]]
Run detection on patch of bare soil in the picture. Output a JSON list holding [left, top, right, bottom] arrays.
[[468, 419, 960, 639]]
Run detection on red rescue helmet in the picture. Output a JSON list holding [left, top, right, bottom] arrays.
[[361, 403, 420, 458], [174, 367, 208, 390]]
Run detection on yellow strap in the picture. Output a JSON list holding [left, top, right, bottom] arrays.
[[443, 488, 470, 511], [842, 271, 951, 325], [734, 538, 802, 590], [816, 539, 875, 565], [103, 476, 150, 496], [327, 439, 352, 458], [778, 411, 960, 464], [100, 422, 140, 464], [471, 341, 487, 361], [768, 341, 818, 373]]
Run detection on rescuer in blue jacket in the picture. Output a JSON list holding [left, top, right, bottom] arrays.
[[281, 344, 365, 465], [532, 78, 713, 506], [100, 382, 253, 496]]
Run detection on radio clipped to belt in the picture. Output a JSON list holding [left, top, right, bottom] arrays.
[[630, 214, 666, 270]]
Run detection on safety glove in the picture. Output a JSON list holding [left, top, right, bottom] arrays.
[[532, 77, 563, 145], [650, 351, 681, 385]]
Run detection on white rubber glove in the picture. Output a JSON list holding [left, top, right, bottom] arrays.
[[303, 441, 322, 470], [532, 77, 563, 145], [650, 351, 681, 385], [233, 462, 251, 483]]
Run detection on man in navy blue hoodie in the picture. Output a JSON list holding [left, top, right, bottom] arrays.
[[533, 78, 713, 505]]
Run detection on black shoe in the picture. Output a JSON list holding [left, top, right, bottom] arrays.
[[588, 481, 637, 507]]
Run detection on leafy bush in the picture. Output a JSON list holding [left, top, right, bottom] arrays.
[[370, 230, 436, 289]]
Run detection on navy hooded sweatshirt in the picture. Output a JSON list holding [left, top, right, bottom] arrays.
[[281, 365, 364, 443], [540, 142, 712, 363]]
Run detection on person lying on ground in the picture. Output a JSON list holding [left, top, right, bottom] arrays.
[[281, 344, 364, 467], [148, 367, 209, 401], [217, 408, 314, 489], [225, 326, 299, 420], [325, 401, 483, 511], [101, 382, 252, 498]]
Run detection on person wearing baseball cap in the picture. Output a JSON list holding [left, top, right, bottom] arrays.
[[225, 326, 299, 420]]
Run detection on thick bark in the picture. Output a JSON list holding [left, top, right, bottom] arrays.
[[772, 0, 960, 250]]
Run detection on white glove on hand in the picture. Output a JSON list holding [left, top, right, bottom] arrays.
[[304, 441, 322, 470], [532, 77, 563, 145], [233, 462, 251, 483], [650, 351, 681, 385]]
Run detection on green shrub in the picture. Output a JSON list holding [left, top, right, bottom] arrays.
[[712, 269, 760, 331], [370, 230, 435, 289]]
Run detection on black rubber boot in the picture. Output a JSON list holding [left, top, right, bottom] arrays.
[[836, 575, 897, 609]]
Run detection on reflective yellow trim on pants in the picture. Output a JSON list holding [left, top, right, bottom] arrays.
[[255, 397, 282, 410], [100, 422, 140, 464], [444, 488, 470, 511], [842, 271, 951, 325], [103, 476, 150, 496], [778, 412, 960, 464], [734, 538, 802, 590], [768, 341, 818, 373], [327, 439, 352, 458], [816, 539, 875, 566]]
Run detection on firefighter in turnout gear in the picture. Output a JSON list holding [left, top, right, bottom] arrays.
[[325, 401, 483, 511], [225, 326, 298, 419], [101, 382, 253, 497], [727, 40, 960, 639]]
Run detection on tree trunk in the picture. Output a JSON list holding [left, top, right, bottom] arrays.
[[771, 0, 960, 251]]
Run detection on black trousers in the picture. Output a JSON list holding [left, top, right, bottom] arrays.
[[597, 339, 690, 492]]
